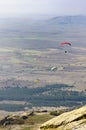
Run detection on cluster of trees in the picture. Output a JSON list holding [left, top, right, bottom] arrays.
[[0, 84, 86, 111]]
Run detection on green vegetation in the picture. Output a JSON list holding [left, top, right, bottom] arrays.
[[25, 114, 54, 124], [0, 84, 86, 111], [50, 109, 66, 116], [0, 112, 54, 130], [21, 113, 54, 130]]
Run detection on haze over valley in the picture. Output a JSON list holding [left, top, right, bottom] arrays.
[[0, 15, 85, 112]]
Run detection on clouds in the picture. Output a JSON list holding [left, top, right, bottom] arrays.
[[0, 0, 86, 17]]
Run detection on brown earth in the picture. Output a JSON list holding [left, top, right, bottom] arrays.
[[0, 46, 86, 92]]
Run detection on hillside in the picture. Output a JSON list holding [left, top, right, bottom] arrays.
[[0, 105, 86, 130], [40, 105, 86, 130], [0, 109, 55, 130]]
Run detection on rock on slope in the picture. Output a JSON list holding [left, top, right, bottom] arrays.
[[40, 105, 86, 130], [0, 111, 34, 126]]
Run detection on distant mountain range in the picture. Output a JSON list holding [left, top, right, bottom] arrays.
[[48, 15, 86, 25]]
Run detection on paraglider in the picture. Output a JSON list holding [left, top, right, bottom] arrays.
[[50, 66, 57, 71], [59, 42, 71, 53], [60, 42, 71, 46]]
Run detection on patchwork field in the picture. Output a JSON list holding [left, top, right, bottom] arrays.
[[0, 16, 86, 111]]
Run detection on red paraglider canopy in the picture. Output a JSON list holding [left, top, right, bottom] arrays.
[[60, 42, 71, 46]]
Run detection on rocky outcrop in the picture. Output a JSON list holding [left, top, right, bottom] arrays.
[[0, 111, 34, 126], [40, 105, 86, 130]]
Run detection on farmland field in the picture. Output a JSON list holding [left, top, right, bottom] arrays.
[[0, 16, 86, 111]]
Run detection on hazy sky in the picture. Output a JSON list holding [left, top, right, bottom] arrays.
[[0, 0, 86, 17]]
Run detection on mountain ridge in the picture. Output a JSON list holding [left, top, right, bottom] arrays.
[[47, 15, 86, 25]]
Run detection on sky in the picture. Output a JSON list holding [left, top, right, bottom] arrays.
[[0, 0, 86, 17]]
